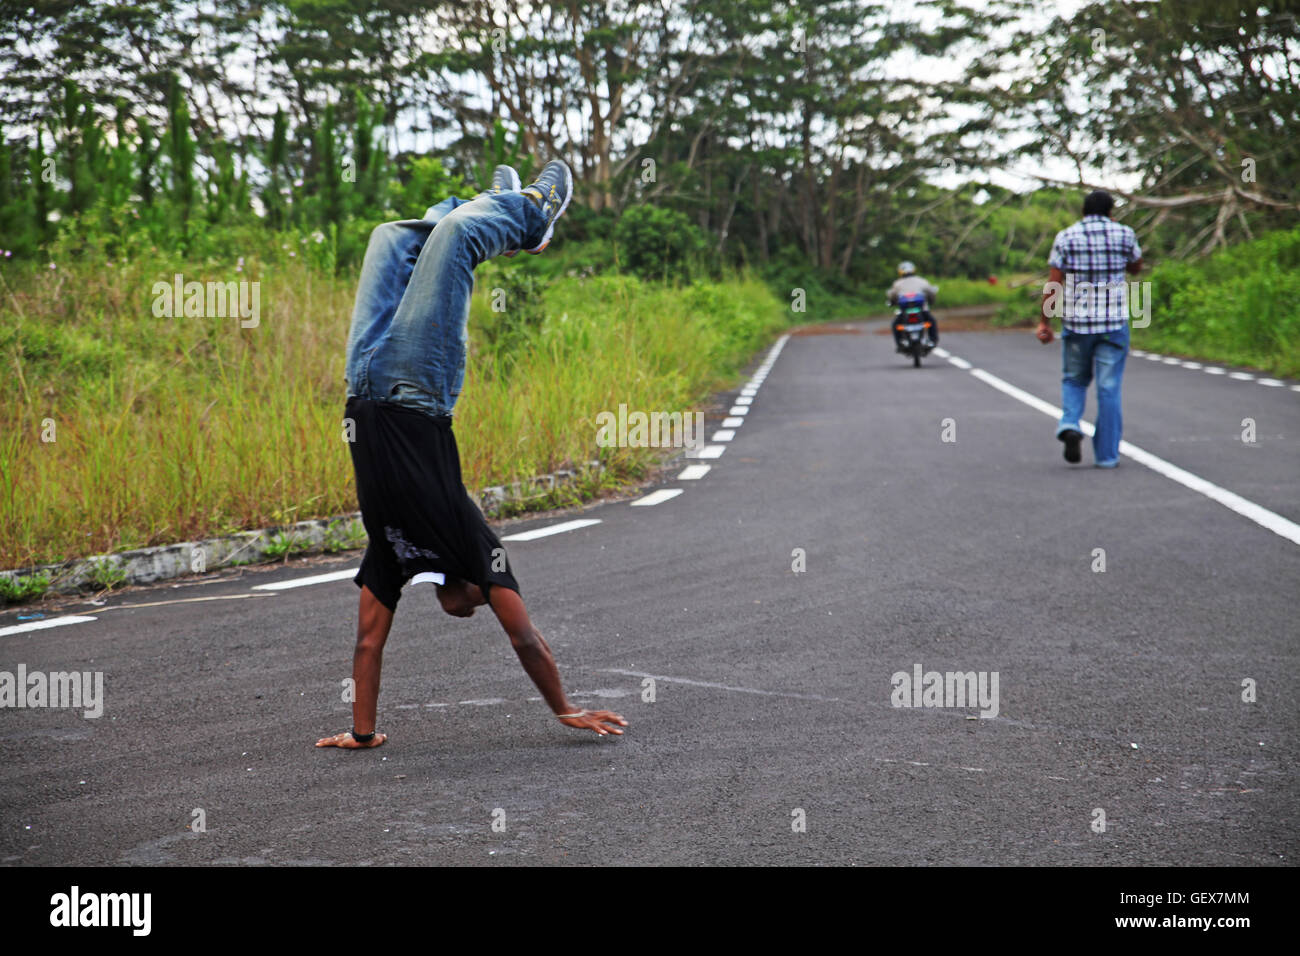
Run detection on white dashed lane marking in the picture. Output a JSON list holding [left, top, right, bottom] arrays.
[[1131, 348, 1291, 389], [251, 569, 359, 590], [622, 333, 787, 507], [689, 445, 726, 459], [501, 518, 602, 542], [0, 615, 98, 638], [631, 489, 683, 507]]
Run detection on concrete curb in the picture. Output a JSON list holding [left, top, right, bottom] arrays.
[[1, 460, 604, 599]]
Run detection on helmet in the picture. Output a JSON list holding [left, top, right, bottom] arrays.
[[897, 261, 916, 276]]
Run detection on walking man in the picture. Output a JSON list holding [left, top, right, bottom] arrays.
[[317, 161, 627, 749], [1037, 190, 1144, 467]]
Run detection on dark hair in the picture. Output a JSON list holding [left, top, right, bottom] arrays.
[[1083, 190, 1114, 217]]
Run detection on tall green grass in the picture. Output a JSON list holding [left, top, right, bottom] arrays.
[[930, 276, 1023, 308], [1131, 227, 1300, 377], [0, 248, 787, 569]]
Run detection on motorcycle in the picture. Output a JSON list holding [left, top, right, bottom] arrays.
[[892, 292, 934, 368]]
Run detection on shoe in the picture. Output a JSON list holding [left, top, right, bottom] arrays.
[[520, 159, 573, 254], [484, 165, 525, 257], [1059, 429, 1082, 464], [1095, 459, 1119, 468], [486, 164, 521, 195]]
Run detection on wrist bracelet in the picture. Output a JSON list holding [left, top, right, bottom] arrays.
[[351, 728, 376, 743]]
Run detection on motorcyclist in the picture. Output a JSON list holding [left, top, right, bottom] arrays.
[[887, 261, 939, 349]]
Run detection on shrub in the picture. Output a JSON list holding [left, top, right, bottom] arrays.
[[613, 205, 707, 282]]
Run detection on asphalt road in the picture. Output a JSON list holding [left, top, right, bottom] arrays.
[[2, 320, 1297, 866]]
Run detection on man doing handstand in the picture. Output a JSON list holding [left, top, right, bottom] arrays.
[[316, 160, 627, 749]]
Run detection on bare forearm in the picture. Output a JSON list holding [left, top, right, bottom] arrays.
[[512, 630, 574, 714], [351, 644, 383, 734]]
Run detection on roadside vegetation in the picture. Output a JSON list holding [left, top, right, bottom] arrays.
[[0, 237, 788, 570]]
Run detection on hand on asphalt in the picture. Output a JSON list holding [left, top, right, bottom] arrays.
[[557, 710, 628, 736], [315, 731, 387, 748]]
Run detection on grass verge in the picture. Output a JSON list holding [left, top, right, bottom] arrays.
[[0, 248, 787, 569]]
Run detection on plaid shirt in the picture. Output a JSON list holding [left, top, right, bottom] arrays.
[[1048, 215, 1142, 333]]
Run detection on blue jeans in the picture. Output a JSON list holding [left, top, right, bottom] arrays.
[[344, 193, 547, 417], [1056, 324, 1129, 466]]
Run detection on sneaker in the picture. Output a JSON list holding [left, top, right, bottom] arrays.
[[485, 164, 521, 196], [520, 159, 573, 254], [1059, 429, 1082, 464], [483, 165, 525, 257]]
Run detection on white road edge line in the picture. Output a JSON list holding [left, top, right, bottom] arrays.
[[965, 365, 1300, 547], [501, 518, 602, 542], [0, 615, 98, 637], [677, 464, 711, 480]]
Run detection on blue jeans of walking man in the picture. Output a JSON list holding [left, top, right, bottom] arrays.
[[1055, 324, 1129, 467], [345, 193, 548, 419]]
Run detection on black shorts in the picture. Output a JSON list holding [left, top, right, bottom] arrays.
[[345, 396, 519, 612]]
